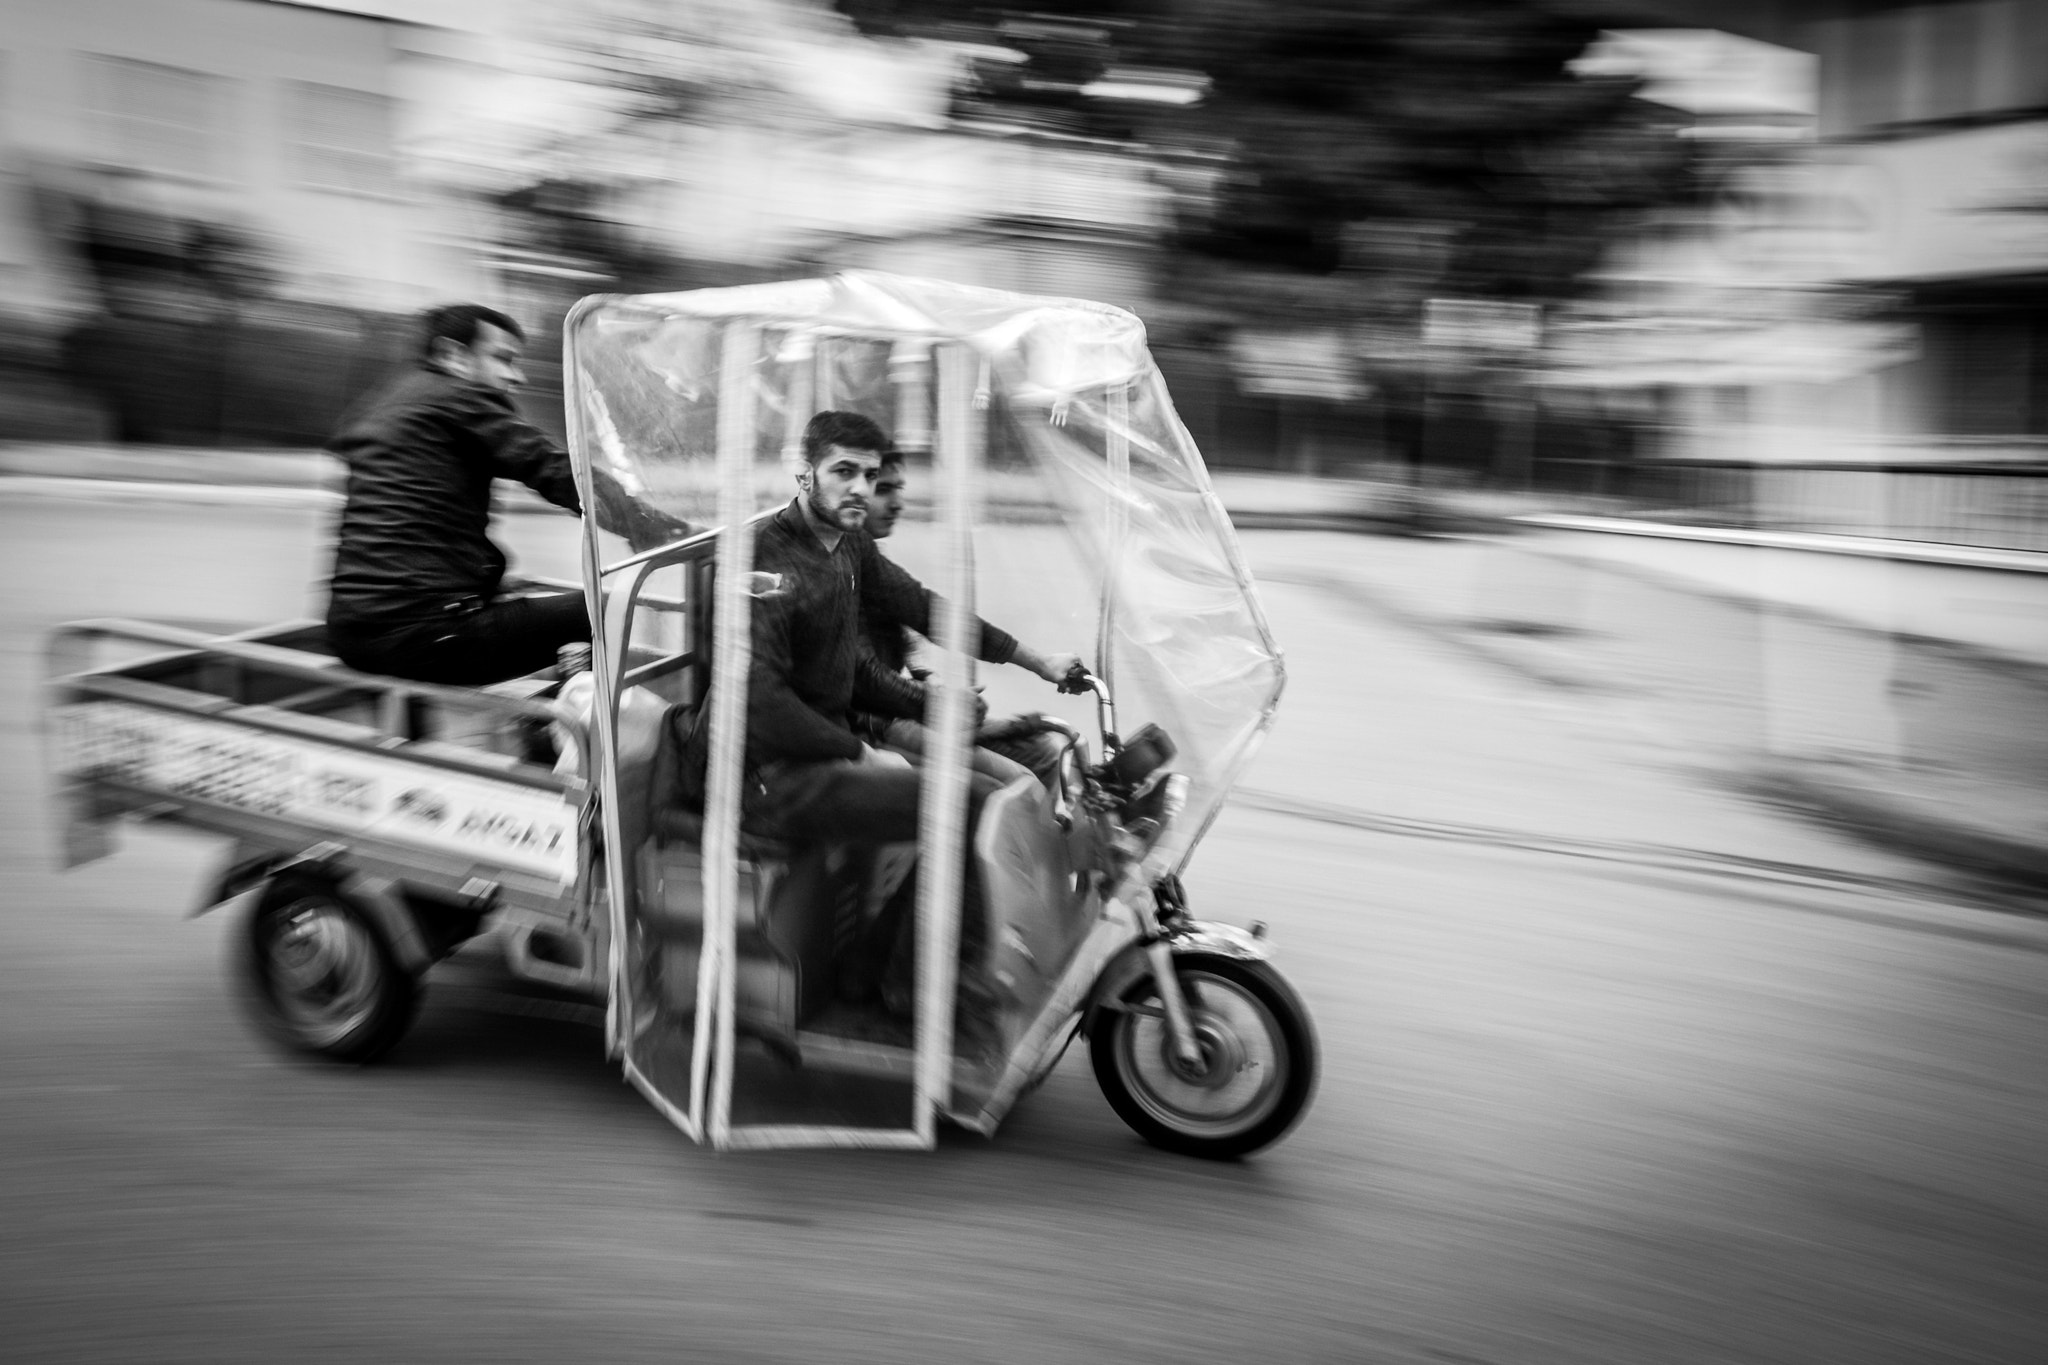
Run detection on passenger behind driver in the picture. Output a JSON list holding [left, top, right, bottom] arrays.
[[853, 449, 1068, 785]]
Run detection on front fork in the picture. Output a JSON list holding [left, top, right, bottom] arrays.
[[1135, 874, 1203, 1070], [1145, 938, 1205, 1070]]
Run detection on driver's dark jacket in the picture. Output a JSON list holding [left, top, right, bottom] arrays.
[[674, 500, 1015, 801], [325, 364, 582, 627]]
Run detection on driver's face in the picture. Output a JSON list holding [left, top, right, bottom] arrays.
[[439, 322, 524, 393], [804, 445, 881, 532], [869, 465, 906, 539]]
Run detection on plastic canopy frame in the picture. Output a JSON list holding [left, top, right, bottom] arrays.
[[561, 272, 1285, 1149]]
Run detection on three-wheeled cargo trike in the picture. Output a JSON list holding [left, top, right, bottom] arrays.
[[44, 273, 1315, 1157]]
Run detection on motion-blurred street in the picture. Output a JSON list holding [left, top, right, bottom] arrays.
[[4, 495, 2044, 1365]]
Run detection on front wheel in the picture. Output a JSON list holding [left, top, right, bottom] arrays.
[[237, 877, 419, 1063], [1091, 953, 1317, 1159]]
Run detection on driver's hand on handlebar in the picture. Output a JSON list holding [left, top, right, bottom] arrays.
[[1033, 651, 1084, 687], [1009, 643, 1087, 690]]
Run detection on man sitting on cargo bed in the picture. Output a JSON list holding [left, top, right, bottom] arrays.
[[323, 303, 589, 687]]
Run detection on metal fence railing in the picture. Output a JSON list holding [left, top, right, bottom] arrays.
[[1527, 458, 2048, 555]]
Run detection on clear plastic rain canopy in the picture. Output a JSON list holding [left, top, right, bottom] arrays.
[[567, 271, 1284, 871]]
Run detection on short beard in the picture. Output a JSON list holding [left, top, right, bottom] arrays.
[[804, 482, 861, 531]]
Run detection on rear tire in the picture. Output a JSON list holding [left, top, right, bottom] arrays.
[[1091, 954, 1316, 1159], [237, 877, 419, 1064]]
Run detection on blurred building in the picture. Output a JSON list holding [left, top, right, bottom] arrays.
[[1803, 0, 2048, 455], [0, 0, 486, 318], [0, 0, 499, 442], [1553, 1, 2048, 472]]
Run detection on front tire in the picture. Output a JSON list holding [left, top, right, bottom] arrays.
[[237, 877, 419, 1063], [1090, 953, 1317, 1159]]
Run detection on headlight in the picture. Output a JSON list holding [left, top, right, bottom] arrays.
[[1103, 722, 1176, 791]]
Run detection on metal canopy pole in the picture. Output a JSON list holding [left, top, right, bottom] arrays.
[[701, 321, 760, 1149], [779, 329, 814, 472], [915, 343, 982, 1137], [1096, 380, 1132, 693], [560, 305, 644, 1073]]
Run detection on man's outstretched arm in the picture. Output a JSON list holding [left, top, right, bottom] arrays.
[[1003, 639, 1083, 687], [853, 636, 925, 721], [462, 388, 582, 514], [858, 539, 1080, 683]]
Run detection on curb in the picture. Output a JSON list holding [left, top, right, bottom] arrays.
[[0, 472, 1464, 531], [1741, 765, 2048, 893], [0, 476, 581, 515]]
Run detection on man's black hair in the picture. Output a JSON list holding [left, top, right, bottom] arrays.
[[801, 410, 889, 466], [877, 448, 906, 471], [417, 303, 524, 362]]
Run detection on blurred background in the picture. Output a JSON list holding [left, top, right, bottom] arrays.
[[6, 4, 2048, 1362], [5, 0, 2040, 494]]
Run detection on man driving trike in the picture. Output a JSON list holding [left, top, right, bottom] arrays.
[[666, 410, 1078, 1009]]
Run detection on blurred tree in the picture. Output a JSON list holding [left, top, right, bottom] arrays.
[[480, 0, 954, 286], [840, 0, 1696, 326]]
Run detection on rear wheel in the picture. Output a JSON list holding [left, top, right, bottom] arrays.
[[1091, 954, 1316, 1159], [238, 877, 419, 1063]]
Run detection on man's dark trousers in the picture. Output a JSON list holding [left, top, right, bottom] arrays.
[[328, 584, 590, 687], [749, 757, 1006, 846], [751, 757, 1010, 1009]]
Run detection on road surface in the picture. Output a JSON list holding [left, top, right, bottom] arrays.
[[2, 495, 2044, 1364]]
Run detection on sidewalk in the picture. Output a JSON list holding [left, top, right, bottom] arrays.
[[1248, 531, 2048, 898], [9, 440, 2045, 895], [0, 444, 345, 509]]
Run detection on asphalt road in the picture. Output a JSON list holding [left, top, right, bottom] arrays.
[[3, 495, 2045, 1365]]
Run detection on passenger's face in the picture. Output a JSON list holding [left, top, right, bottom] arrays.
[[438, 322, 524, 393], [869, 464, 906, 539], [803, 445, 882, 533]]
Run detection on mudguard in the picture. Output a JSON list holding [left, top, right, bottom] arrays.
[[1080, 920, 1273, 1038], [337, 873, 434, 976], [190, 848, 284, 918]]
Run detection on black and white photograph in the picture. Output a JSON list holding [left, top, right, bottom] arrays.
[[3, 1, 2046, 1361]]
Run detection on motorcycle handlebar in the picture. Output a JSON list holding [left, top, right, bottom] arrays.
[[1057, 666, 1120, 755], [1056, 661, 1099, 696]]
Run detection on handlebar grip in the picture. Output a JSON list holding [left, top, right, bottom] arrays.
[[1057, 662, 1095, 695]]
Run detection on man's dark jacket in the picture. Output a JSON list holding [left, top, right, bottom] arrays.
[[325, 364, 581, 627], [674, 500, 1016, 803]]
